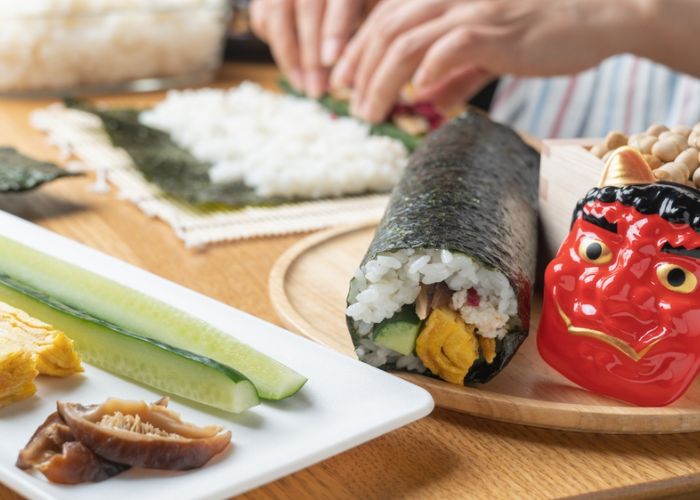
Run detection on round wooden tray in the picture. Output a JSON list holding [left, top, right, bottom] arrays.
[[269, 223, 700, 434]]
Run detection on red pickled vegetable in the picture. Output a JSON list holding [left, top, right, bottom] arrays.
[[466, 288, 481, 307]]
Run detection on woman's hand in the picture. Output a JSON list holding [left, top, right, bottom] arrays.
[[250, 0, 366, 97], [332, 0, 647, 122]]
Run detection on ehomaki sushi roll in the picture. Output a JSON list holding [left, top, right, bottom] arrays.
[[346, 111, 539, 384]]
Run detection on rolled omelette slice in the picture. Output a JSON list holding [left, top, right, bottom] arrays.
[[0, 344, 37, 408], [0, 300, 82, 377], [346, 111, 539, 384]]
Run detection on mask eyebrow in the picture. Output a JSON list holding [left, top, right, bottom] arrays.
[[582, 213, 618, 233], [662, 243, 700, 260]]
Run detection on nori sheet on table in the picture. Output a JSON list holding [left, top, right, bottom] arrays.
[[349, 111, 540, 384], [67, 100, 288, 209], [0, 148, 79, 192]]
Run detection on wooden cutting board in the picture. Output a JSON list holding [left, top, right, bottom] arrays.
[[269, 223, 700, 434]]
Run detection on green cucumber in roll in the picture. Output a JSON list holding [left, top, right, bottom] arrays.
[[372, 305, 422, 356], [346, 111, 539, 385]]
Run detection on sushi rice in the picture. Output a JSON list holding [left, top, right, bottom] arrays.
[[346, 248, 518, 372], [140, 82, 409, 199]]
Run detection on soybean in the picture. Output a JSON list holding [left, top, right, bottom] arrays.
[[590, 144, 608, 159], [647, 123, 669, 136], [628, 134, 658, 155], [671, 125, 692, 138], [652, 139, 682, 163], [643, 154, 663, 170], [689, 133, 700, 150], [636, 136, 657, 154], [659, 131, 687, 149], [604, 131, 628, 150], [676, 148, 700, 176], [654, 162, 690, 184]]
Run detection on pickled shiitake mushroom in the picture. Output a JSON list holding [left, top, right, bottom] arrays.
[[16, 412, 128, 484], [57, 397, 232, 470]]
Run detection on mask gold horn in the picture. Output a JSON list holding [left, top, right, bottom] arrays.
[[598, 146, 655, 188]]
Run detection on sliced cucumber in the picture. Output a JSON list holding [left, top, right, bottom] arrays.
[[0, 275, 259, 413], [0, 236, 306, 400], [372, 305, 422, 356]]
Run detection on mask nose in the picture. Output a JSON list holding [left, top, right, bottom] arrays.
[[597, 250, 657, 322], [629, 285, 658, 314]]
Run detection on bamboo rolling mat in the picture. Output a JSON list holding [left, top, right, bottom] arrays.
[[31, 103, 388, 248]]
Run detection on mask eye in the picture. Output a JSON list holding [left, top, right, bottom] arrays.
[[657, 263, 698, 294], [578, 238, 612, 264]]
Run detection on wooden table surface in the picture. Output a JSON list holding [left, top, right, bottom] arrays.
[[2, 63, 700, 500]]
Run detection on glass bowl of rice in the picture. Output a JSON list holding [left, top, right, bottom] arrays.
[[0, 0, 231, 97]]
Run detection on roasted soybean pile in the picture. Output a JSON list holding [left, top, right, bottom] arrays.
[[346, 111, 539, 385], [592, 123, 700, 187]]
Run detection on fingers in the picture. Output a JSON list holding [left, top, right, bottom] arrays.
[[413, 65, 493, 111], [352, 0, 450, 99], [328, 25, 366, 89], [413, 27, 488, 90], [331, 0, 405, 89], [264, 0, 304, 90], [250, 0, 267, 40], [251, 0, 330, 96], [321, 0, 362, 67], [356, 18, 452, 122], [296, 0, 327, 97]]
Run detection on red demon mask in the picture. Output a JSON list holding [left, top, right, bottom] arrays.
[[538, 148, 700, 406]]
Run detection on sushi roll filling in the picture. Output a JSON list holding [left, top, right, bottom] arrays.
[[346, 248, 519, 383]]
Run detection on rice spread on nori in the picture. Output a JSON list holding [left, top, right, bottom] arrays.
[[346, 111, 539, 384]]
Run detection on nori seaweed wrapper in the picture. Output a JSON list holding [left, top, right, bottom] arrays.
[[0, 148, 79, 192], [348, 111, 539, 383], [66, 100, 287, 209]]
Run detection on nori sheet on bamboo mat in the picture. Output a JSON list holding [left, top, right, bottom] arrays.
[[67, 100, 286, 209], [69, 96, 415, 209]]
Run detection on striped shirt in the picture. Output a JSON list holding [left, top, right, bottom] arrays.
[[489, 54, 700, 139]]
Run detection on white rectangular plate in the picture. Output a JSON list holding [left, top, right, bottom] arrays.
[[0, 210, 434, 500]]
